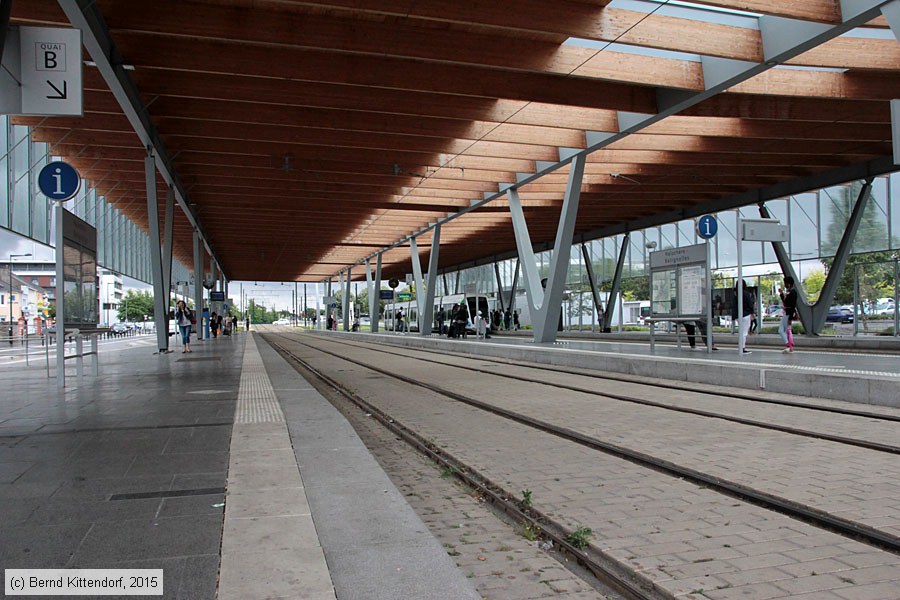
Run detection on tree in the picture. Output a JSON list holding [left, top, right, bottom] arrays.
[[802, 269, 826, 303], [820, 181, 898, 307], [118, 290, 154, 323]]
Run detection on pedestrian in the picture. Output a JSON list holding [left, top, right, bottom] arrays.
[[504, 309, 511, 331], [436, 307, 446, 335], [216, 313, 224, 337], [475, 311, 487, 339], [456, 301, 469, 339], [245, 313, 250, 331], [779, 276, 798, 353], [395, 309, 403, 332], [684, 319, 718, 351], [174, 300, 194, 353], [326, 312, 334, 331], [210, 311, 218, 338], [448, 305, 459, 338], [513, 310, 520, 331], [732, 280, 755, 354]]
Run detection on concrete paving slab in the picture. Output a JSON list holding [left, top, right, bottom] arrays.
[[218, 547, 336, 600], [222, 514, 322, 554], [224, 485, 310, 519]]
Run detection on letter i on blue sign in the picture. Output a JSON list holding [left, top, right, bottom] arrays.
[[697, 215, 717, 239], [38, 161, 81, 201]]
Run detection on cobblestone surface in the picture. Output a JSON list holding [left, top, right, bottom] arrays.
[[273, 333, 900, 600], [303, 353, 618, 600], [307, 336, 900, 539]]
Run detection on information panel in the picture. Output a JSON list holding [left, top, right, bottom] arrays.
[[649, 243, 708, 320], [60, 210, 98, 327]]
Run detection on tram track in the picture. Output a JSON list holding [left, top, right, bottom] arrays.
[[264, 331, 900, 558], [276, 332, 900, 455], [265, 337, 659, 600]]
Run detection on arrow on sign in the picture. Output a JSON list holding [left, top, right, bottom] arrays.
[[46, 80, 67, 99]]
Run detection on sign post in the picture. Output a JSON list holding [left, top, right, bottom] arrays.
[[39, 161, 82, 388], [738, 218, 788, 354], [697, 216, 717, 353]]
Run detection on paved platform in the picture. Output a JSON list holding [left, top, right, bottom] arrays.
[[354, 329, 900, 407], [0, 330, 479, 599]]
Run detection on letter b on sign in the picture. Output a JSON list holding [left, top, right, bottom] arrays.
[[35, 42, 66, 71]]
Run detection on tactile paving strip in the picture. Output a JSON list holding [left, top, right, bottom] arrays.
[[235, 335, 286, 423]]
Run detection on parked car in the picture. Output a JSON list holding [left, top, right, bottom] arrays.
[[825, 307, 854, 323], [765, 305, 784, 318], [110, 323, 129, 336]]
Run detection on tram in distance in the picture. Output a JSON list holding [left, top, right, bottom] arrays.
[[384, 292, 651, 333], [383, 293, 511, 333]]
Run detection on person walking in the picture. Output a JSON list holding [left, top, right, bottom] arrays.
[[175, 300, 194, 353], [513, 310, 520, 331], [732, 280, 755, 354], [504, 309, 512, 331], [779, 276, 798, 353]]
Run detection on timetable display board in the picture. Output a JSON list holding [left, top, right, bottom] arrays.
[[648, 243, 708, 320]]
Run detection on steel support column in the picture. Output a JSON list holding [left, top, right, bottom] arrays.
[[603, 234, 630, 333], [758, 203, 811, 333], [410, 225, 440, 335], [581, 243, 604, 330], [509, 154, 585, 343], [145, 154, 168, 353], [365, 258, 376, 333], [493, 262, 505, 313], [892, 99, 900, 165], [342, 269, 351, 331], [0, 0, 13, 101], [161, 188, 174, 317], [508, 259, 520, 316], [882, 0, 900, 42], [193, 229, 203, 340], [808, 179, 874, 333]]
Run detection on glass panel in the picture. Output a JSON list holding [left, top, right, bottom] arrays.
[[820, 184, 854, 257], [854, 178, 889, 254], [11, 126, 30, 235], [659, 223, 676, 250], [892, 173, 900, 251], [763, 199, 789, 263], [789, 192, 818, 261], [716, 210, 738, 269], [738, 206, 763, 265], [0, 116, 8, 229], [677, 219, 696, 247]]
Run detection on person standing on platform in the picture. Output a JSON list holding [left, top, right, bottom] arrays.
[[513, 310, 520, 331], [175, 300, 194, 353], [732, 280, 755, 354], [245, 313, 250, 331], [436, 307, 446, 336], [210, 311, 218, 338], [504, 309, 512, 331], [779, 276, 798, 353], [456, 301, 469, 339]]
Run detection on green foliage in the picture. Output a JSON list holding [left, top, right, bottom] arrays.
[[565, 525, 593, 549], [802, 269, 826, 303], [520, 522, 539, 541], [117, 290, 155, 322], [246, 299, 276, 324], [521, 489, 533, 508]]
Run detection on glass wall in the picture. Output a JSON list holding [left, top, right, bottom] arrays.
[[0, 115, 185, 285]]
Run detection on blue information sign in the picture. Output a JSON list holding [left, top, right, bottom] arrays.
[[379, 290, 394, 300], [697, 215, 718, 239], [38, 161, 81, 202]]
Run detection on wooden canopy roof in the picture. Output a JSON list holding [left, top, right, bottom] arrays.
[[10, 0, 900, 281]]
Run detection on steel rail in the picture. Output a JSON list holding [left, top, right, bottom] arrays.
[[266, 331, 900, 556], [267, 338, 663, 600], [283, 333, 900, 454]]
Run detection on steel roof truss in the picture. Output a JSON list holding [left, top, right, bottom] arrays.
[[354, 1, 895, 277]]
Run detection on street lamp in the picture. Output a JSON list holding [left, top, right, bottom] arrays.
[[8, 252, 32, 343]]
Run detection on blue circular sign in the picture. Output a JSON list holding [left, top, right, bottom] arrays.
[[697, 215, 718, 239], [38, 161, 81, 202]]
